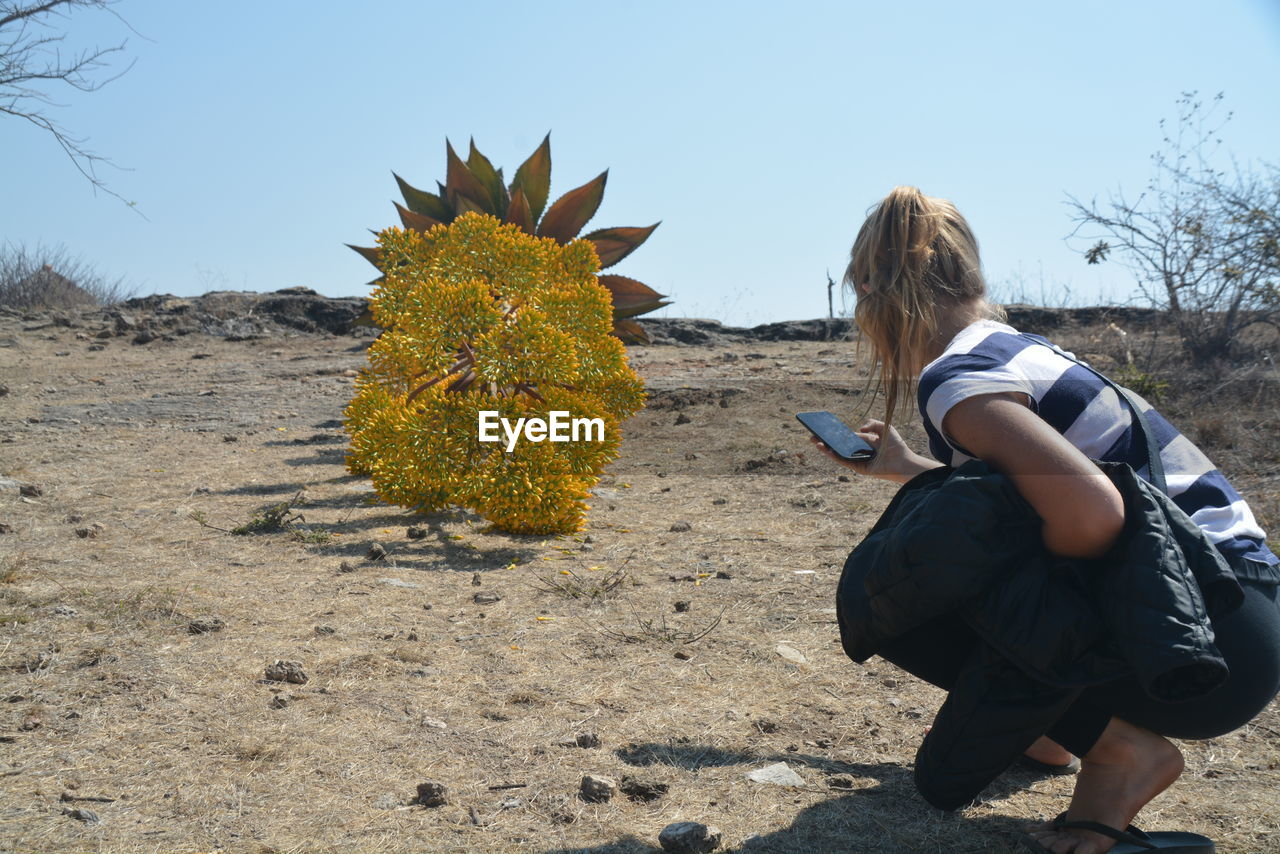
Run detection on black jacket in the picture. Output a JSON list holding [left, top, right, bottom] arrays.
[[836, 460, 1243, 811]]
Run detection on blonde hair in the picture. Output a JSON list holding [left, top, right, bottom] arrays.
[[845, 186, 1003, 429]]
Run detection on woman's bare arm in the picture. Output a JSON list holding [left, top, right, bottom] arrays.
[[942, 392, 1125, 559]]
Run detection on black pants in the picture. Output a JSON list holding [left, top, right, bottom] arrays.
[[875, 561, 1280, 757]]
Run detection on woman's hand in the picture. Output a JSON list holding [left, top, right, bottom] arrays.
[[808, 419, 942, 484]]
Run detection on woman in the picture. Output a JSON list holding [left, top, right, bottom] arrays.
[[812, 186, 1280, 854]]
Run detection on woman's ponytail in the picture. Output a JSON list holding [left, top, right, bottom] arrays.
[[846, 186, 999, 429]]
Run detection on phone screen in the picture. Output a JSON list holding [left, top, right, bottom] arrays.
[[795, 411, 875, 461]]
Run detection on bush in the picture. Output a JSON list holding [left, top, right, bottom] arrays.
[[1067, 92, 1279, 361], [0, 242, 133, 310]]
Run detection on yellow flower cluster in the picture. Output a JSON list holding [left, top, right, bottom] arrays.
[[344, 213, 646, 534]]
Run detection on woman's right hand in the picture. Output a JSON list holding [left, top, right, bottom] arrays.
[[808, 419, 941, 484]]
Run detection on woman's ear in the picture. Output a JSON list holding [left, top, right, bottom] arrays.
[[859, 282, 871, 296]]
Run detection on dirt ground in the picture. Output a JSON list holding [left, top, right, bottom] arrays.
[[1, 306, 1278, 854]]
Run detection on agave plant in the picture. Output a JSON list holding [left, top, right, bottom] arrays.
[[349, 135, 669, 342]]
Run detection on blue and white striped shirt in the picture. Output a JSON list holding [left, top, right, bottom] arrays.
[[918, 319, 1275, 566]]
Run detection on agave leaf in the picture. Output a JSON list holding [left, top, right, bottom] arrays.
[[581, 223, 661, 269], [466, 139, 510, 214], [506, 188, 536, 235], [394, 202, 444, 234], [455, 194, 489, 216], [510, 133, 552, 222], [611, 317, 651, 344], [538, 170, 608, 243], [446, 139, 498, 215], [347, 243, 383, 271], [394, 173, 453, 222], [597, 274, 671, 319]]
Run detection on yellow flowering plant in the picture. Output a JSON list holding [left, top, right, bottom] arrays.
[[345, 212, 646, 534]]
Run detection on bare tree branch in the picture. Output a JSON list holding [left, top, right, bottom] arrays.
[[0, 0, 142, 212], [1065, 92, 1279, 360]]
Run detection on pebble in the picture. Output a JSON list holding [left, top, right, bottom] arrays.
[[414, 781, 448, 807], [367, 542, 387, 561], [406, 526, 427, 539], [579, 774, 617, 802], [658, 821, 722, 853], [473, 592, 502, 605], [188, 616, 225, 634], [746, 762, 806, 787], [669, 520, 692, 532], [264, 659, 308, 684], [775, 643, 808, 666]]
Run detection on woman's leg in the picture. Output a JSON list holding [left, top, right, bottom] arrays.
[[1027, 579, 1280, 853]]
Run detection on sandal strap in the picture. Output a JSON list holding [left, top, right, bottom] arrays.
[[1051, 817, 1155, 849]]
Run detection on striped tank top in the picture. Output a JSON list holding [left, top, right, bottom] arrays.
[[917, 319, 1275, 566]]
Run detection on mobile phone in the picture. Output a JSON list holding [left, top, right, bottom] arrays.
[[795, 411, 875, 461]]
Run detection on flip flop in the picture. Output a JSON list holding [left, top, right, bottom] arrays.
[[1014, 754, 1081, 775], [1019, 816, 1215, 853]]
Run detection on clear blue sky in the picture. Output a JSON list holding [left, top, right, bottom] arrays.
[[4, 0, 1279, 327]]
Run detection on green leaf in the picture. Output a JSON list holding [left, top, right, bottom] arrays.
[[393, 173, 453, 222], [446, 139, 499, 215], [511, 133, 552, 223], [597, 274, 670, 319], [346, 243, 383, 271], [537, 170, 608, 243], [466, 139, 510, 214], [506, 188, 536, 235], [394, 202, 444, 234], [581, 222, 660, 268]]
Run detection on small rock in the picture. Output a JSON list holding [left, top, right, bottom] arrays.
[[19, 484, 43, 497], [620, 776, 669, 802], [367, 542, 387, 561], [753, 718, 780, 734], [473, 592, 502, 605], [669, 520, 692, 532], [711, 497, 727, 505], [580, 774, 617, 802], [132, 330, 157, 345], [188, 616, 225, 634], [420, 717, 447, 729], [343, 369, 359, 378], [414, 781, 448, 807], [775, 643, 808, 666], [827, 774, 856, 790], [406, 526, 426, 539], [575, 732, 601, 748], [223, 434, 238, 443], [314, 624, 336, 636], [658, 820, 722, 853], [269, 695, 289, 709], [714, 570, 732, 580], [0, 385, 8, 396], [74, 525, 102, 539], [746, 762, 806, 787], [264, 659, 308, 684], [0, 523, 12, 534], [338, 561, 357, 573], [674, 413, 692, 425], [673, 600, 691, 613], [19, 714, 41, 731], [52, 605, 79, 617], [62, 807, 100, 825], [674, 650, 694, 660], [471, 572, 481, 586]]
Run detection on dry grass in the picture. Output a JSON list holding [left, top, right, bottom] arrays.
[[0, 309, 1277, 853]]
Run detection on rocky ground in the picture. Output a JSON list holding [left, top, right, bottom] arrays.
[[0, 290, 1277, 854]]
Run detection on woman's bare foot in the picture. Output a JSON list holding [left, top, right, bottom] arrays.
[[1024, 736, 1075, 767], [1023, 718, 1184, 854]]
